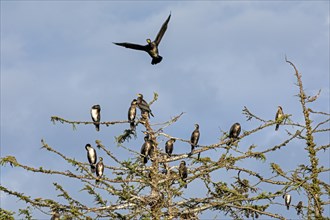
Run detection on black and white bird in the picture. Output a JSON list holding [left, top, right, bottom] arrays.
[[179, 161, 188, 188], [113, 13, 171, 65], [140, 135, 153, 164], [275, 106, 284, 131], [283, 193, 291, 210], [190, 124, 200, 158], [228, 123, 241, 145], [85, 144, 97, 173], [128, 99, 138, 130], [165, 138, 176, 157], [137, 94, 154, 118], [95, 157, 104, 183], [91, 105, 101, 131]]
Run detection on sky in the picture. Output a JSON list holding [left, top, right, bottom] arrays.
[[1, 1, 329, 219]]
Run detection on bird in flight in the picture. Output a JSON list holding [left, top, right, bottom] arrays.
[[113, 13, 171, 65]]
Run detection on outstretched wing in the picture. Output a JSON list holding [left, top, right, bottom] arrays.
[[113, 42, 148, 51], [154, 13, 171, 46]]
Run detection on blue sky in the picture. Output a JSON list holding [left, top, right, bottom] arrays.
[[1, 1, 329, 219]]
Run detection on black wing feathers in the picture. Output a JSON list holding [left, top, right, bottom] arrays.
[[154, 13, 171, 46], [113, 42, 147, 51]]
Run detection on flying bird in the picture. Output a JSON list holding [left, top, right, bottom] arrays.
[[283, 193, 291, 210], [85, 144, 97, 173], [91, 105, 101, 131], [137, 93, 154, 118], [275, 106, 284, 131], [128, 99, 138, 130], [113, 13, 171, 65], [165, 138, 176, 157], [96, 157, 104, 184], [228, 123, 241, 145], [179, 161, 188, 188], [140, 135, 153, 164], [190, 124, 200, 158]]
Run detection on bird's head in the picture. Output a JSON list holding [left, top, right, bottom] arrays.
[[146, 39, 152, 44], [137, 93, 143, 99], [131, 99, 137, 105], [92, 105, 101, 110], [195, 124, 199, 129], [180, 161, 186, 166], [85, 144, 91, 150], [144, 135, 149, 141], [99, 157, 103, 162]]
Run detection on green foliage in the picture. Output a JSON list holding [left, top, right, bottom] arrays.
[[18, 207, 32, 220], [0, 208, 15, 220], [0, 156, 18, 167]]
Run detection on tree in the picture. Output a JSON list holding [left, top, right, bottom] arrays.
[[1, 60, 329, 219]]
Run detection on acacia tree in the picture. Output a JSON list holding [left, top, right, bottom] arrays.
[[1, 60, 329, 219]]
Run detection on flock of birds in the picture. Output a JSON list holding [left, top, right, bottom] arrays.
[[85, 13, 293, 213]]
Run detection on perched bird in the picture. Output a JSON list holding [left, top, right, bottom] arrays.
[[85, 144, 97, 173], [275, 106, 284, 131], [113, 13, 171, 65], [96, 157, 104, 183], [283, 193, 291, 210], [128, 99, 138, 130], [296, 201, 303, 215], [165, 138, 176, 157], [228, 123, 241, 145], [91, 105, 101, 131], [137, 93, 154, 118], [190, 124, 200, 158], [50, 211, 60, 220], [179, 161, 188, 188], [141, 135, 153, 164]]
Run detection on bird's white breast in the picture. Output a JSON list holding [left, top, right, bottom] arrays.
[[91, 109, 98, 120], [285, 194, 291, 203]]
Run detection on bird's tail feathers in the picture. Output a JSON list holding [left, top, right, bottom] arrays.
[[91, 164, 96, 173], [151, 56, 162, 65], [143, 156, 148, 164], [130, 121, 136, 130], [275, 124, 279, 131], [94, 123, 100, 131]]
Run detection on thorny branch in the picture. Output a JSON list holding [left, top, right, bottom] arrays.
[[2, 61, 329, 219]]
